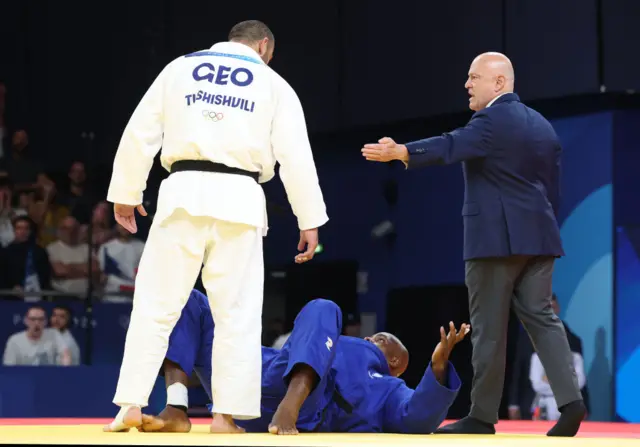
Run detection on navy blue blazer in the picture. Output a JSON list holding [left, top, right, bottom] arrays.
[[405, 93, 564, 261]]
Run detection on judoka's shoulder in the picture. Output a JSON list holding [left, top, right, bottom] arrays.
[[145, 56, 184, 86], [378, 375, 409, 393], [338, 336, 368, 347], [267, 69, 301, 104]]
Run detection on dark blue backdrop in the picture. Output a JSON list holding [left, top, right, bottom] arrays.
[[612, 110, 640, 423]]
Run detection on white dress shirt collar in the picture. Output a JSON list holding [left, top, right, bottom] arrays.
[[487, 92, 510, 108]]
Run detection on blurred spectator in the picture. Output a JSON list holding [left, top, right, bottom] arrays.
[[262, 318, 285, 347], [34, 179, 70, 247], [530, 351, 586, 420], [0, 130, 44, 192], [0, 81, 6, 159], [50, 305, 81, 365], [272, 330, 291, 349], [507, 294, 590, 419], [0, 171, 15, 246], [61, 161, 95, 225], [2, 305, 71, 366], [80, 201, 115, 251], [47, 216, 99, 298], [0, 216, 51, 300], [98, 223, 144, 302], [12, 189, 35, 218]]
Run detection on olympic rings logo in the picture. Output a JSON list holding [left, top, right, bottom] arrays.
[[202, 110, 224, 122]]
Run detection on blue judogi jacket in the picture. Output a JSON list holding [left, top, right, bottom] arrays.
[[320, 337, 460, 433]]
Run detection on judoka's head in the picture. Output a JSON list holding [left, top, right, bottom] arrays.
[[465, 52, 514, 112], [365, 332, 409, 377], [229, 20, 275, 65]]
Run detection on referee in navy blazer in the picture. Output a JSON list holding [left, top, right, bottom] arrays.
[[361, 52, 585, 437]]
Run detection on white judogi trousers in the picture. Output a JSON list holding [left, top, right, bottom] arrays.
[[112, 207, 263, 419]]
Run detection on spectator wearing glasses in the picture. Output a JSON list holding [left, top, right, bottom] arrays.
[[2, 305, 71, 366]]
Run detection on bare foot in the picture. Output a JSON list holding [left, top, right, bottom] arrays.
[[138, 406, 192, 433], [103, 406, 142, 432], [268, 405, 299, 435], [210, 413, 245, 434]]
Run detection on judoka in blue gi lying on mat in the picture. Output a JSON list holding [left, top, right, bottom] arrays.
[[138, 289, 469, 434]]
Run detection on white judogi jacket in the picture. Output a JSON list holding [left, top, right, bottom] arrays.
[[107, 42, 328, 235]]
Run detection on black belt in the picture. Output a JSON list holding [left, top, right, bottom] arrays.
[[333, 389, 354, 414], [170, 160, 259, 182]]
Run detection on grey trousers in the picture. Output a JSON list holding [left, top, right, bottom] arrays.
[[465, 255, 582, 424]]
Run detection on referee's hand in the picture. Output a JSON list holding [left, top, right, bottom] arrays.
[[114, 203, 147, 234]]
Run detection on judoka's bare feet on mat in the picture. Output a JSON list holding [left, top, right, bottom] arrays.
[[139, 406, 192, 433], [268, 406, 299, 435], [210, 414, 245, 434], [103, 405, 142, 432]]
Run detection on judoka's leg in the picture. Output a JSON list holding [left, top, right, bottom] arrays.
[[139, 360, 192, 433], [105, 210, 207, 432], [200, 219, 264, 433], [269, 299, 343, 435], [139, 290, 208, 433]]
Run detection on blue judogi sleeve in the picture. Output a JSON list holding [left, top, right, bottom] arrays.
[[405, 111, 493, 168], [382, 362, 461, 434]]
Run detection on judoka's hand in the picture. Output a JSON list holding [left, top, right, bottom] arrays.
[[361, 137, 409, 163], [114, 203, 147, 234], [431, 321, 469, 368], [295, 228, 318, 263]]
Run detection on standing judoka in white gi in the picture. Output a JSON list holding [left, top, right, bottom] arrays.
[[104, 20, 329, 434]]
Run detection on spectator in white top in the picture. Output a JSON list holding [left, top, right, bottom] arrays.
[[47, 216, 99, 298], [50, 305, 81, 365], [98, 224, 144, 302], [529, 352, 586, 420], [3, 305, 71, 366]]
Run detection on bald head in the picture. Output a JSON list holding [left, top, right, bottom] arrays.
[[465, 52, 515, 111], [365, 332, 409, 377]]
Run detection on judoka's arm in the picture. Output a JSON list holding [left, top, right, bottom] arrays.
[[404, 111, 493, 168], [382, 362, 461, 434], [271, 78, 328, 232], [529, 353, 552, 396], [107, 65, 168, 207]]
